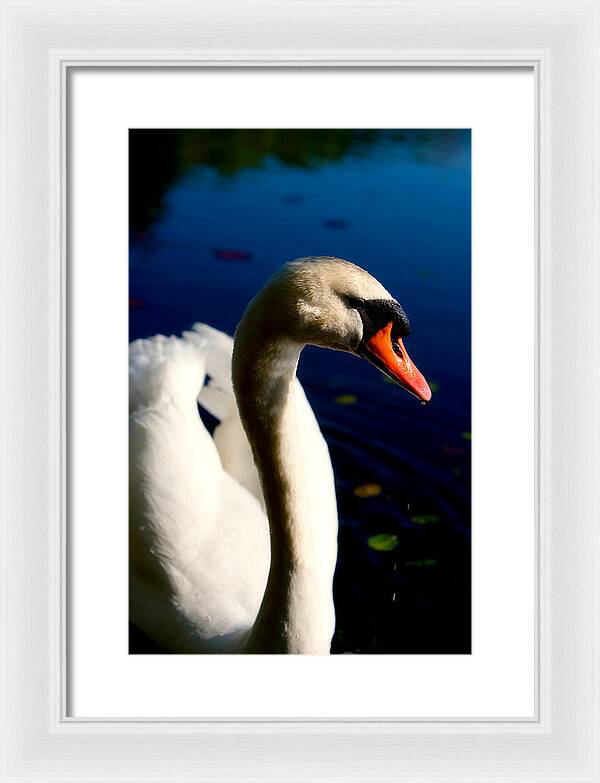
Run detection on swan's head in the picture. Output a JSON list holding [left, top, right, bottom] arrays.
[[239, 256, 431, 403]]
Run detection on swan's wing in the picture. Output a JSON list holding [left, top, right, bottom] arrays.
[[129, 334, 269, 653], [129, 334, 207, 416], [129, 326, 338, 651], [185, 323, 264, 505], [186, 323, 235, 419]]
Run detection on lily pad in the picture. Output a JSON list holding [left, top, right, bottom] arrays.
[[410, 514, 440, 526], [354, 483, 382, 498], [405, 558, 438, 568], [334, 394, 357, 405], [462, 431, 472, 441], [368, 534, 399, 552]]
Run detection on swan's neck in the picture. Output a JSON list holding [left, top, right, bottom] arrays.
[[232, 331, 332, 654]]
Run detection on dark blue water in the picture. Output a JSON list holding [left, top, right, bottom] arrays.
[[129, 130, 471, 654]]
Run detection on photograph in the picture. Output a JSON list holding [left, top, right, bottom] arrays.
[[128, 128, 471, 655], [6, 0, 600, 775]]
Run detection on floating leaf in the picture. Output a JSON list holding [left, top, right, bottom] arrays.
[[405, 558, 438, 568], [368, 534, 399, 552], [443, 445, 465, 455], [462, 431, 472, 441], [334, 394, 357, 405], [214, 248, 253, 262], [410, 514, 440, 526], [354, 483, 382, 498]]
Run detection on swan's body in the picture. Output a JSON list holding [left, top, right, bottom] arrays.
[[129, 257, 431, 654], [129, 325, 337, 652]]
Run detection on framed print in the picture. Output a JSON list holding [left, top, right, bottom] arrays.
[[1, 1, 599, 781], [68, 67, 534, 720]]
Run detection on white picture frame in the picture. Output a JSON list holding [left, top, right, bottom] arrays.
[[1, 1, 599, 780]]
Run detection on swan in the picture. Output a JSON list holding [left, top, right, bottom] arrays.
[[129, 256, 431, 654]]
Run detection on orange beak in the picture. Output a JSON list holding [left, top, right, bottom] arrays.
[[362, 321, 432, 403]]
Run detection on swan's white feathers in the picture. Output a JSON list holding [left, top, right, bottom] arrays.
[[190, 322, 235, 392], [129, 331, 269, 652], [129, 334, 206, 416], [185, 324, 264, 503], [129, 320, 338, 652]]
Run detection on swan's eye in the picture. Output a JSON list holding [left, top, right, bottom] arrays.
[[346, 296, 364, 311]]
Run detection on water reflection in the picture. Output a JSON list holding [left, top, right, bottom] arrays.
[[129, 128, 471, 654], [130, 129, 468, 230]]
